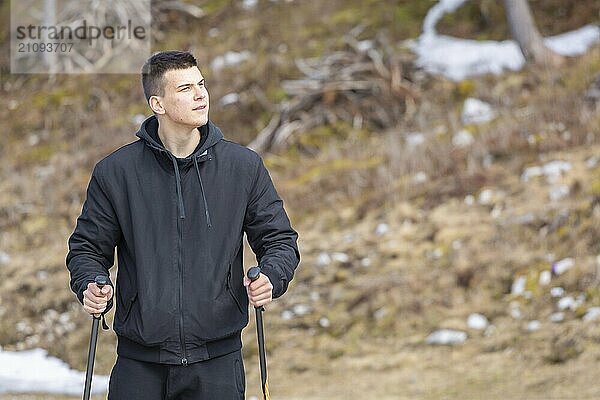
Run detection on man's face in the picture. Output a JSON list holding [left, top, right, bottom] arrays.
[[153, 66, 209, 128]]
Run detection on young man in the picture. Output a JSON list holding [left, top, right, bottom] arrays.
[[66, 51, 300, 399]]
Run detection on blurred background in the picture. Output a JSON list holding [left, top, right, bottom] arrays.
[[0, 0, 599, 398]]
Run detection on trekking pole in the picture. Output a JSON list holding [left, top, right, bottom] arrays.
[[247, 267, 271, 400], [82, 275, 108, 400]]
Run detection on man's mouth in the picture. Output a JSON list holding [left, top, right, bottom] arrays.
[[193, 105, 207, 111]]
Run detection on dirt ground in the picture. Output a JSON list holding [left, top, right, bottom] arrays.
[[3, 330, 600, 400]]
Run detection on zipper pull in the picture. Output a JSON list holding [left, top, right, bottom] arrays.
[[181, 358, 188, 367]]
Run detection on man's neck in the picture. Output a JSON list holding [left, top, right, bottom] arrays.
[[157, 118, 201, 158]]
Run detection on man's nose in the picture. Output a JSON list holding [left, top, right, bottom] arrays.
[[194, 86, 206, 99]]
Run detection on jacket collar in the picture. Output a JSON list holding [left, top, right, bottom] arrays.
[[135, 115, 223, 162]]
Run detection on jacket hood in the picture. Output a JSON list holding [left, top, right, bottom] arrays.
[[135, 115, 224, 160]]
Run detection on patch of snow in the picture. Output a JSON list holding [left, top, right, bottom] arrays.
[[478, 188, 494, 205], [552, 258, 574, 276], [467, 313, 489, 330], [548, 185, 570, 202], [549, 312, 565, 323], [490, 205, 502, 219], [211, 51, 252, 70], [413, 33, 524, 81], [28, 134, 40, 146], [412, 171, 428, 184], [430, 248, 444, 259], [219, 93, 240, 106], [374, 308, 388, 320], [521, 161, 572, 183], [406, 132, 425, 148], [541, 161, 573, 184], [242, 0, 258, 10], [545, 25, 600, 56], [319, 318, 331, 328], [510, 301, 522, 319], [550, 287, 565, 298], [526, 320, 541, 332], [293, 304, 311, 316], [36, 271, 49, 280], [412, 0, 600, 81], [281, 310, 294, 321], [331, 252, 350, 263], [583, 307, 600, 322], [0, 348, 108, 395], [316, 252, 331, 267], [514, 213, 536, 225], [452, 129, 474, 147], [0, 251, 10, 266], [585, 156, 599, 169], [426, 329, 467, 345], [462, 98, 496, 125], [557, 296, 576, 311], [539, 270, 551, 286], [375, 223, 389, 236], [511, 276, 526, 296]]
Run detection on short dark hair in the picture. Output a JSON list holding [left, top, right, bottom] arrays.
[[141, 51, 198, 102]]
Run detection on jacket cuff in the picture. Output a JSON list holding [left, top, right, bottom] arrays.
[[261, 266, 284, 299]]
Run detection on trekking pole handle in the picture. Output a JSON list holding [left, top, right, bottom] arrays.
[[247, 267, 264, 311], [93, 275, 109, 319], [247, 266, 261, 282], [95, 275, 108, 288]]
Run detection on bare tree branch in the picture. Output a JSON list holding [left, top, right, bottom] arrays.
[[248, 30, 417, 154]]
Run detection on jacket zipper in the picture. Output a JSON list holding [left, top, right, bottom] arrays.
[[178, 210, 188, 366]]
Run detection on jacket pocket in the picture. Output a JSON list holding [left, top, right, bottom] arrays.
[[226, 263, 245, 314], [120, 292, 138, 324]]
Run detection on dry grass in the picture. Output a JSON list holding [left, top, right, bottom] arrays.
[[0, 1, 599, 399]]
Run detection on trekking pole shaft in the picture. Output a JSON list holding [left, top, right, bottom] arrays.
[[83, 316, 100, 400], [247, 266, 270, 399], [255, 307, 267, 389], [82, 275, 108, 400]]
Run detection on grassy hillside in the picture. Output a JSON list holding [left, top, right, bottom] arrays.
[[0, 0, 599, 398]]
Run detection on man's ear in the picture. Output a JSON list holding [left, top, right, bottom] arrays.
[[149, 96, 165, 115]]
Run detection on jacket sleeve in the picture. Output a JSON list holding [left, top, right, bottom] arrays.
[[244, 157, 300, 299], [66, 163, 120, 311]]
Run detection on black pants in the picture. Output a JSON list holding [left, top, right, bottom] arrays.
[[108, 350, 245, 399]]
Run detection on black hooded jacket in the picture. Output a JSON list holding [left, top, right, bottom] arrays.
[[66, 116, 300, 365]]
